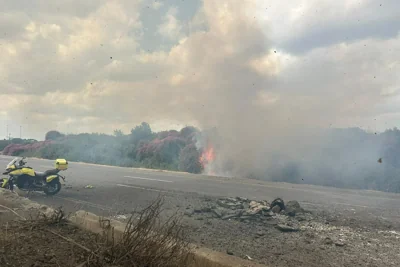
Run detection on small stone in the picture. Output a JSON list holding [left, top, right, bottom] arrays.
[[265, 220, 278, 226], [222, 213, 239, 220], [272, 206, 281, 213], [249, 201, 258, 207], [236, 197, 249, 202], [297, 215, 306, 221], [324, 237, 334, 245], [285, 208, 296, 217], [245, 255, 253, 260], [256, 231, 265, 237], [116, 214, 128, 220], [226, 249, 234, 255], [286, 200, 301, 209], [286, 200, 303, 216], [226, 197, 237, 202], [184, 210, 194, 216], [266, 211, 275, 217], [212, 209, 223, 218], [276, 224, 300, 232], [201, 207, 212, 213], [335, 241, 346, 247], [239, 215, 252, 221]]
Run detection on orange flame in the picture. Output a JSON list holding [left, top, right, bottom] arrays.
[[200, 145, 216, 168]]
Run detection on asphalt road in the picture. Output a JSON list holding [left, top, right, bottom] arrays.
[[1, 155, 400, 217]]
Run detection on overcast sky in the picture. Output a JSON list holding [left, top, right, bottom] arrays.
[[0, 0, 399, 140]]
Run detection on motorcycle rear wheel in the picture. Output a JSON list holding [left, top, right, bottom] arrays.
[[44, 180, 61, 196]]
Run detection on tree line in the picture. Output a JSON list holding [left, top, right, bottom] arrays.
[[2, 124, 400, 193], [2, 123, 203, 174]]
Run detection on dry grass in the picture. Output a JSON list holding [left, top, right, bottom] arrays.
[[89, 196, 192, 266]]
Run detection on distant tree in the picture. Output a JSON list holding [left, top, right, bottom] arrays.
[[180, 126, 198, 138], [113, 129, 124, 137], [45, 130, 64, 141], [178, 144, 203, 173], [180, 126, 199, 143], [130, 122, 153, 145], [11, 138, 24, 144], [0, 140, 11, 151]]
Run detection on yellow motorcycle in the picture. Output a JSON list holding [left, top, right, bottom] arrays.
[[0, 157, 68, 195]]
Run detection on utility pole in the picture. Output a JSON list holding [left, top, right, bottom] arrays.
[[20, 125, 22, 139]]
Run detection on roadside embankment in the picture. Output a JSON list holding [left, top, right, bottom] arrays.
[[0, 189, 264, 267]]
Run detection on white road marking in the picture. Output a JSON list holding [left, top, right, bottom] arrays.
[[123, 176, 173, 183], [117, 184, 168, 193]]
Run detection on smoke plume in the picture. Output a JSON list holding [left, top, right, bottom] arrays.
[[170, 1, 388, 183], [1, 0, 398, 187]]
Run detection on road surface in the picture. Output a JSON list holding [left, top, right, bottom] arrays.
[[1, 155, 400, 217], [3, 155, 400, 267]]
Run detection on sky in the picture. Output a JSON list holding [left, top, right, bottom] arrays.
[[0, 0, 399, 140]]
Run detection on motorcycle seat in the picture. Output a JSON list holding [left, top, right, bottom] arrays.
[[35, 169, 59, 178]]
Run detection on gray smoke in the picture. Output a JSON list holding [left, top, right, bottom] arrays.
[[1, 0, 396, 189], [178, 1, 387, 187]]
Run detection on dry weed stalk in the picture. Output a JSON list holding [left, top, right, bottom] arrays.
[[93, 196, 192, 267]]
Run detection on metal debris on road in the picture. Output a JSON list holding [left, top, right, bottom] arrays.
[[184, 196, 308, 227]]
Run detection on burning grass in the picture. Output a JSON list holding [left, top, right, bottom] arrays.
[[0, 197, 192, 267]]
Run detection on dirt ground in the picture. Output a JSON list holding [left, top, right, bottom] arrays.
[[0, 219, 99, 267], [0, 197, 100, 267]]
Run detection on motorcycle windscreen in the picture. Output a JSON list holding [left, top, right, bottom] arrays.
[[6, 158, 18, 169]]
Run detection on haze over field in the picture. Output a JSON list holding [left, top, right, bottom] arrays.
[[1, 0, 399, 189]]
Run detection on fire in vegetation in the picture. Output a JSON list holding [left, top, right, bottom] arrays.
[[200, 144, 216, 175]]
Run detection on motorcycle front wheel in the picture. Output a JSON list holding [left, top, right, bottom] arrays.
[[44, 180, 61, 196]]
